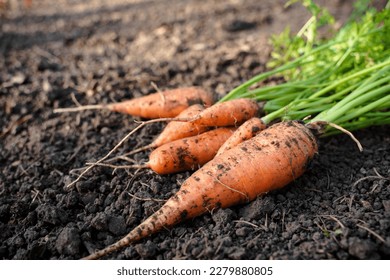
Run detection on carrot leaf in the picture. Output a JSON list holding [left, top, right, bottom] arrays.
[[221, 0, 389, 135]]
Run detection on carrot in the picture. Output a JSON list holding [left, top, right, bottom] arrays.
[[82, 120, 318, 259], [190, 98, 260, 127], [97, 127, 236, 175], [152, 104, 209, 145], [216, 117, 266, 156], [126, 104, 210, 155], [54, 87, 215, 119]]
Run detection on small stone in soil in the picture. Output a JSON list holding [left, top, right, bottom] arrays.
[[55, 227, 81, 255]]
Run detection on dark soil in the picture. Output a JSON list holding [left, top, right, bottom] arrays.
[[1, 0, 389, 260]]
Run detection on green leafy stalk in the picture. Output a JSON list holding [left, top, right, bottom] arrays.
[[221, 0, 389, 135]]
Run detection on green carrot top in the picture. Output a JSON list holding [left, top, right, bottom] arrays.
[[221, 0, 390, 136]]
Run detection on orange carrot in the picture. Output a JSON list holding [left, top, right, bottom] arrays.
[[148, 127, 235, 174], [54, 87, 215, 119], [152, 104, 208, 145], [216, 117, 266, 156], [190, 98, 260, 127], [98, 127, 236, 175], [82, 121, 318, 259], [126, 104, 210, 155], [108, 87, 214, 118]]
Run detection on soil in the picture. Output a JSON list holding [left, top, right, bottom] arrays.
[[1, 0, 389, 260]]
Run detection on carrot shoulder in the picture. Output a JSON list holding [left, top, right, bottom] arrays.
[[82, 121, 318, 259], [107, 87, 215, 118]]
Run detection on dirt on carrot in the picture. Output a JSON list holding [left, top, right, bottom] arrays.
[[147, 126, 236, 174], [82, 120, 318, 259]]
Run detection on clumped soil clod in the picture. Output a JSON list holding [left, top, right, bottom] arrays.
[[1, 0, 389, 260]]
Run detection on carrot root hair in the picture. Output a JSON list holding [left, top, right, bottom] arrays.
[[85, 162, 149, 170], [307, 121, 363, 151], [53, 104, 106, 113]]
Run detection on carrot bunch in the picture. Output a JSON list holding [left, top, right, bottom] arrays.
[[57, 86, 265, 189], [101, 97, 262, 172], [55, 0, 389, 259]]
